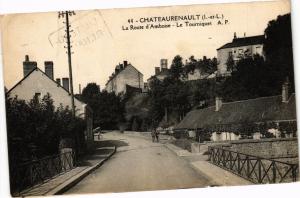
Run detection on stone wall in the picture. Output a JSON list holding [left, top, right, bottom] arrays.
[[229, 138, 298, 159], [191, 138, 299, 160]]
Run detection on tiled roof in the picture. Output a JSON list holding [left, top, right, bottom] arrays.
[[175, 94, 296, 129], [217, 35, 265, 50]]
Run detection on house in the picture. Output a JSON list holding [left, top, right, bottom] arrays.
[[174, 80, 297, 142], [105, 61, 144, 95], [217, 33, 265, 75], [186, 68, 217, 81], [147, 59, 170, 85], [6, 55, 94, 147]]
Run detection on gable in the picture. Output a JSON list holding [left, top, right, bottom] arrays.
[[7, 68, 86, 117]]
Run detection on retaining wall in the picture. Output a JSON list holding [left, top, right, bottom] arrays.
[[191, 138, 299, 160]]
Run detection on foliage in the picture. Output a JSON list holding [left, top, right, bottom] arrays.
[[147, 55, 218, 128], [169, 55, 184, 80], [185, 56, 218, 75], [217, 14, 294, 102], [264, 14, 294, 88], [226, 53, 235, 72], [81, 83, 125, 129], [81, 83, 100, 100], [6, 94, 86, 165], [218, 55, 276, 101]]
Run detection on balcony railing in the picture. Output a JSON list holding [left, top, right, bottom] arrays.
[[208, 146, 299, 184]]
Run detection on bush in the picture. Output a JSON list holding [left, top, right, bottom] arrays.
[[6, 93, 87, 165]]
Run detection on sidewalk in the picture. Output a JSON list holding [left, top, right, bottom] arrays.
[[18, 145, 116, 197], [165, 143, 253, 186]]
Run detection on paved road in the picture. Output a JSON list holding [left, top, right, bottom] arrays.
[[64, 131, 210, 194]]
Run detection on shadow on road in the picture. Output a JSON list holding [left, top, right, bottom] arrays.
[[94, 140, 129, 148], [76, 140, 126, 167]]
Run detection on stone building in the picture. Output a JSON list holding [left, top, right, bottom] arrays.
[[7, 55, 94, 146], [105, 61, 144, 95], [147, 59, 170, 85], [175, 80, 296, 142], [217, 33, 264, 75]]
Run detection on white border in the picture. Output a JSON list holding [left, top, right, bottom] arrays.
[[1, 0, 300, 198]]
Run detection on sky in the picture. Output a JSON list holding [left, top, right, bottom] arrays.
[[1, 0, 291, 93]]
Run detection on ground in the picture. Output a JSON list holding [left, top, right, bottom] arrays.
[[64, 131, 210, 194]]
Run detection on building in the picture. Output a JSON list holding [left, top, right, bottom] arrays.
[[187, 68, 217, 81], [105, 61, 144, 95], [175, 80, 296, 142], [7, 55, 94, 146], [147, 59, 170, 85], [217, 33, 265, 75]]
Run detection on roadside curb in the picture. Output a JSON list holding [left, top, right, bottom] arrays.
[[164, 143, 252, 186], [190, 161, 253, 186], [45, 146, 117, 195]]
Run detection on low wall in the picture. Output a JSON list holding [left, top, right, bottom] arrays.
[[229, 138, 299, 159], [192, 138, 299, 161]]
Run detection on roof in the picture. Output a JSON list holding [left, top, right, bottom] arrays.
[[175, 94, 296, 129], [105, 64, 143, 86], [6, 67, 84, 104], [217, 35, 265, 50], [147, 69, 170, 82]]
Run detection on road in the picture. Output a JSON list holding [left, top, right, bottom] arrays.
[[64, 131, 210, 194]]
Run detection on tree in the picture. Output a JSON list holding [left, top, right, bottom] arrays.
[[226, 53, 235, 72], [81, 83, 125, 129], [6, 94, 87, 163], [264, 13, 294, 89], [170, 55, 184, 80], [81, 83, 100, 101]]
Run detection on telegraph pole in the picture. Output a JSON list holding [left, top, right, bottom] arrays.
[[58, 11, 76, 117]]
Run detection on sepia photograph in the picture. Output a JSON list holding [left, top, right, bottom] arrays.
[[0, 0, 299, 197]]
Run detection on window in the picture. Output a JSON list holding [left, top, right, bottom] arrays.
[[238, 49, 244, 54], [255, 46, 262, 55], [34, 92, 41, 101]]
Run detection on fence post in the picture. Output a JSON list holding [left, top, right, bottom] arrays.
[[292, 165, 297, 182], [272, 161, 276, 183], [237, 154, 241, 174], [247, 156, 250, 179], [258, 159, 262, 183], [208, 147, 211, 161]]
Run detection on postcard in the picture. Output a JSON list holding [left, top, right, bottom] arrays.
[[0, 0, 298, 197]]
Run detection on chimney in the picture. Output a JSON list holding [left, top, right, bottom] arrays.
[[123, 60, 128, 67], [79, 84, 82, 95], [282, 77, 290, 103], [23, 55, 37, 77], [160, 59, 168, 70], [62, 78, 70, 92], [56, 78, 61, 86], [215, 97, 222, 111], [155, 67, 160, 75], [233, 32, 237, 40], [44, 61, 54, 79], [244, 32, 246, 37]]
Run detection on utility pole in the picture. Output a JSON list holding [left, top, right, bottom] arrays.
[[58, 11, 76, 116]]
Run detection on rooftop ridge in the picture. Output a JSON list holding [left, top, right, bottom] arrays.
[[190, 93, 295, 114]]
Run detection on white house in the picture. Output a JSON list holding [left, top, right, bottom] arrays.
[[7, 55, 94, 146]]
